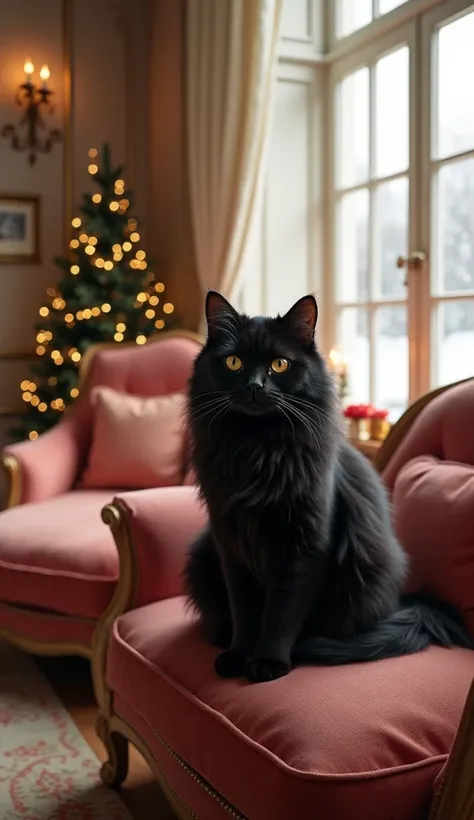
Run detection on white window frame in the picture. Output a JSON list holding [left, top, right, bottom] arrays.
[[326, 0, 446, 57], [322, 0, 474, 406], [325, 22, 417, 407]]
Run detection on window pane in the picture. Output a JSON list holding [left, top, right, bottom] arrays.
[[434, 300, 474, 386], [337, 0, 372, 39], [338, 308, 370, 403], [434, 158, 474, 295], [337, 68, 370, 188], [375, 47, 409, 177], [378, 0, 407, 14], [436, 11, 474, 159], [375, 306, 408, 420], [336, 190, 369, 302], [374, 177, 408, 299]]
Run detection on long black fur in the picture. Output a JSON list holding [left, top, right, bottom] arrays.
[[184, 292, 472, 683]]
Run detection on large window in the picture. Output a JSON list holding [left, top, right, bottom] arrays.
[[329, 0, 474, 417], [239, 0, 474, 419]]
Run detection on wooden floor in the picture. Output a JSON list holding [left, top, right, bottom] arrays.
[[38, 655, 177, 820]]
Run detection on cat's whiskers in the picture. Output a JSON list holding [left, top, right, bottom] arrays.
[[275, 404, 296, 441], [188, 403, 228, 423], [285, 395, 337, 427], [189, 396, 229, 413], [278, 398, 323, 449], [189, 397, 230, 425], [284, 398, 339, 434], [193, 390, 227, 400], [288, 402, 327, 440], [205, 400, 232, 437]]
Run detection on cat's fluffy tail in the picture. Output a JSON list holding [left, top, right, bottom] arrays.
[[293, 596, 473, 666]]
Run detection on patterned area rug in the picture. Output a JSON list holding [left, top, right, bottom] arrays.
[[0, 641, 132, 820]]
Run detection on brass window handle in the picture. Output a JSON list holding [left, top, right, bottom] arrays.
[[396, 251, 426, 285]]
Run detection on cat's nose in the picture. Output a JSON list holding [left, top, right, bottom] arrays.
[[247, 376, 264, 393]]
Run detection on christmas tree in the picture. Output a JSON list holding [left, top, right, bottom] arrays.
[[13, 143, 175, 442]]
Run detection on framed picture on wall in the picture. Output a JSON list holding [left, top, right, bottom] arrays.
[[0, 195, 40, 264]]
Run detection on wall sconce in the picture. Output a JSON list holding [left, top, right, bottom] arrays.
[[1, 58, 62, 166]]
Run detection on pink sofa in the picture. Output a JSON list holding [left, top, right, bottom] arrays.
[[0, 331, 201, 706], [95, 377, 474, 820], [95, 380, 474, 820]]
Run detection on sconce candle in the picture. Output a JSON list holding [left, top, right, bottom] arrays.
[[24, 58, 34, 82], [1, 58, 61, 165], [39, 64, 50, 89]]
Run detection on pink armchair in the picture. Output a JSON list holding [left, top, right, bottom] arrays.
[[95, 378, 474, 820], [0, 330, 201, 706]]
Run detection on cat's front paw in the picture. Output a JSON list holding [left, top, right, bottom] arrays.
[[214, 650, 247, 678], [246, 657, 291, 683]]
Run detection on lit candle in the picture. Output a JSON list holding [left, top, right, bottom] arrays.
[[24, 58, 34, 82], [328, 346, 342, 371], [328, 346, 348, 400], [39, 64, 50, 89]]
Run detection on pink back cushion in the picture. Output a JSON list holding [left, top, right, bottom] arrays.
[[394, 456, 474, 634], [381, 380, 474, 633], [70, 335, 201, 480], [81, 387, 187, 490], [81, 387, 186, 489]]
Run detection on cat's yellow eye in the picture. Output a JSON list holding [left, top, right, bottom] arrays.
[[270, 358, 289, 374], [225, 355, 243, 371]]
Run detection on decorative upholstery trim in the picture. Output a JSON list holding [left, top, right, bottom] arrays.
[[100, 712, 197, 820]]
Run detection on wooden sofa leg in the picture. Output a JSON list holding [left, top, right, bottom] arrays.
[[96, 712, 129, 788]]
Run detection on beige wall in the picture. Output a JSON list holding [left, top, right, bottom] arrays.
[[0, 0, 160, 446], [0, 0, 65, 443]]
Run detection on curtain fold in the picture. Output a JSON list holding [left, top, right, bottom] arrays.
[[185, 0, 282, 305]]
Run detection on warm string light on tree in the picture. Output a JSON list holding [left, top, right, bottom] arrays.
[[12, 142, 176, 442]]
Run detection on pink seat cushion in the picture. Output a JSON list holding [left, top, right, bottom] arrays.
[[0, 491, 119, 619], [394, 455, 474, 635], [107, 596, 474, 820], [81, 387, 187, 490]]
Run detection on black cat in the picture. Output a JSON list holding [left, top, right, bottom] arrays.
[[184, 291, 471, 683]]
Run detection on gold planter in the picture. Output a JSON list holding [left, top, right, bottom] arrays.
[[348, 418, 370, 441], [370, 418, 390, 441]]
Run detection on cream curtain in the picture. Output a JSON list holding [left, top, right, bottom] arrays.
[[186, 0, 282, 304]]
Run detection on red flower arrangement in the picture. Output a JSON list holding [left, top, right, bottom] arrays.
[[343, 403, 373, 420], [343, 403, 389, 421]]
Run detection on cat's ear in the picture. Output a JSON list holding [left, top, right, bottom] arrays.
[[281, 295, 318, 346], [205, 291, 240, 341]]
